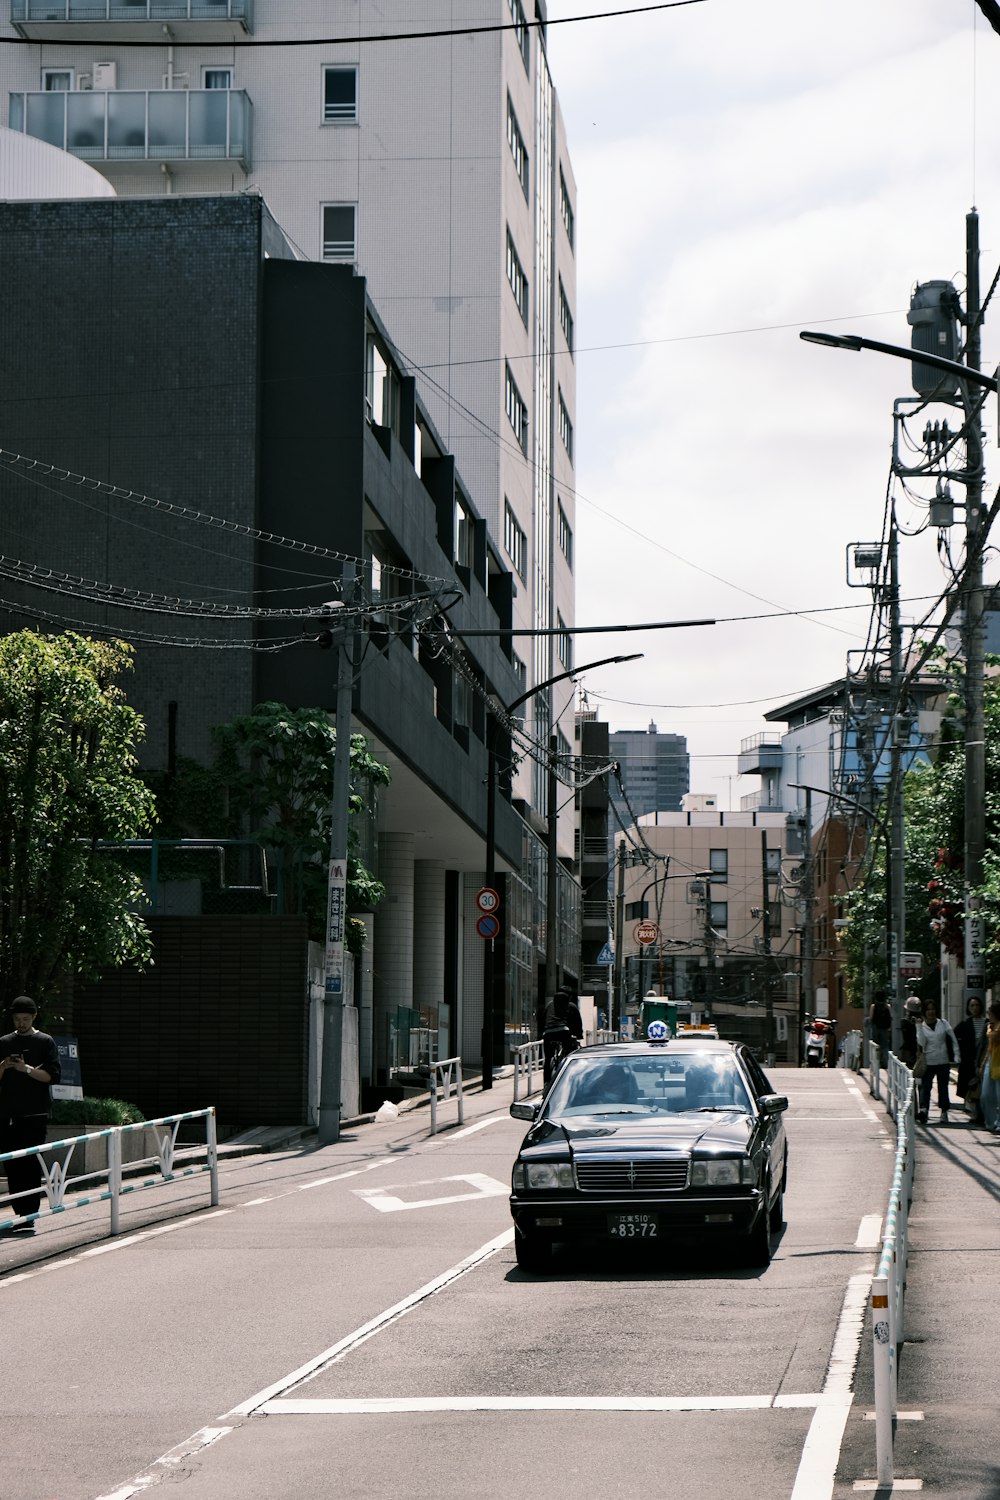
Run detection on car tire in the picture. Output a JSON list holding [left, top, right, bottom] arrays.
[[745, 1195, 772, 1268], [514, 1231, 552, 1273]]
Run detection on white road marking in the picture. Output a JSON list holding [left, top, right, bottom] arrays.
[[261, 1395, 779, 1414], [1, 1211, 233, 1288], [853, 1481, 923, 1491], [93, 1426, 233, 1500], [855, 1215, 883, 1250], [864, 1410, 924, 1421], [424, 1112, 508, 1147], [354, 1173, 508, 1213], [789, 1271, 872, 1500], [223, 1227, 516, 1416]]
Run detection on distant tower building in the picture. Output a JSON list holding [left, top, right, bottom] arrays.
[[609, 722, 690, 831]]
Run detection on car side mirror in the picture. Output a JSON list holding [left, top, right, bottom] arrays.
[[759, 1094, 788, 1115], [510, 1101, 541, 1122]]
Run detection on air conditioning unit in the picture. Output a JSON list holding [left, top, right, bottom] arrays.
[[92, 61, 117, 91]]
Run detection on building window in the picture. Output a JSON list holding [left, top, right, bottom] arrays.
[[710, 901, 728, 933], [505, 364, 528, 453], [509, 0, 530, 70], [322, 203, 356, 261], [512, 651, 527, 691], [504, 499, 527, 580], [42, 69, 73, 91], [557, 388, 573, 462], [506, 229, 529, 325], [557, 502, 573, 569], [455, 495, 473, 572], [204, 68, 233, 89], [709, 849, 728, 885], [558, 277, 574, 356], [506, 94, 529, 199], [323, 66, 358, 123], [559, 167, 575, 249], [557, 612, 572, 668], [365, 330, 400, 432]]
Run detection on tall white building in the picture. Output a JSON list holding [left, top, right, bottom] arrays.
[[1, 0, 578, 826]]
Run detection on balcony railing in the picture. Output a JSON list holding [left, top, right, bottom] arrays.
[[8, 89, 253, 172], [737, 731, 783, 777], [12, 1, 253, 39]]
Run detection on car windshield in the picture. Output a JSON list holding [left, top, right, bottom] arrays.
[[544, 1052, 753, 1119]]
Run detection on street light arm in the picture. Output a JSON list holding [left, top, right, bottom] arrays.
[[800, 330, 999, 394], [503, 652, 643, 717]]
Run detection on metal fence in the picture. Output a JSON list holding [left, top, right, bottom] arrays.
[[428, 1059, 465, 1135], [0, 1108, 219, 1238]]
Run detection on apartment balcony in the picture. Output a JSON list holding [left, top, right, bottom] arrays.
[[9, 89, 253, 172], [11, 1, 253, 42], [739, 788, 784, 814], [737, 731, 783, 777]]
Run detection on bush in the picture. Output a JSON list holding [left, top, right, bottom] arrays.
[[49, 1097, 145, 1128]]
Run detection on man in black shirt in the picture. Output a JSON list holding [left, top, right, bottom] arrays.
[[0, 996, 61, 1234]]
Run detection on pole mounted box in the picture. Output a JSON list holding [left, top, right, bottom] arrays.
[[906, 280, 961, 397]]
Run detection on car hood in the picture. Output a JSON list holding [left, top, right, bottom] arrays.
[[521, 1111, 753, 1156]]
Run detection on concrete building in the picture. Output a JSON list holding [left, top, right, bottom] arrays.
[[609, 721, 690, 834], [614, 810, 798, 1058], [0, 0, 578, 837], [0, 190, 571, 1096]]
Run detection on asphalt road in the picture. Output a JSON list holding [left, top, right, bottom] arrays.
[[1, 1067, 894, 1500]]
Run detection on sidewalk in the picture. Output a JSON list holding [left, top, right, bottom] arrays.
[[844, 1089, 1000, 1498]]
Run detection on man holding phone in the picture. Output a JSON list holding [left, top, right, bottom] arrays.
[[0, 996, 61, 1235]]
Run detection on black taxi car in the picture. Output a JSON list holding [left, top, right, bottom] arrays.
[[509, 1039, 788, 1271]]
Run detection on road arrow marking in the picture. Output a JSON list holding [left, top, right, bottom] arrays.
[[353, 1172, 508, 1212]]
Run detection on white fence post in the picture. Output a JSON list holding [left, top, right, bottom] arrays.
[[871, 1272, 894, 1487], [108, 1128, 123, 1236]]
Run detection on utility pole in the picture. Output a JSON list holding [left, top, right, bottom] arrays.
[[963, 209, 987, 1011], [613, 841, 627, 1032], [761, 829, 774, 1062], [545, 730, 559, 1000], [887, 517, 907, 1052], [318, 562, 356, 1146]]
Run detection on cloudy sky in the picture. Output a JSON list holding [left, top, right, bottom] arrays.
[[544, 0, 1000, 805]]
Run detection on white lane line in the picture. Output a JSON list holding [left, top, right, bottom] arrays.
[[223, 1227, 515, 1416], [93, 1426, 233, 1500], [788, 1271, 872, 1500], [853, 1481, 923, 1492], [261, 1395, 778, 1414], [855, 1215, 883, 1250], [424, 1112, 508, 1147]]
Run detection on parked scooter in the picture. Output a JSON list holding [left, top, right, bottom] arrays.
[[805, 1017, 836, 1068]]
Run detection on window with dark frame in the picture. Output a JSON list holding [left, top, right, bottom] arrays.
[[505, 364, 528, 453], [509, 0, 530, 70], [322, 203, 356, 261], [709, 849, 728, 884], [504, 499, 527, 580], [557, 502, 573, 569], [557, 387, 573, 461], [506, 94, 530, 199], [506, 229, 529, 325], [558, 276, 574, 355], [323, 66, 358, 123], [559, 166, 575, 249]]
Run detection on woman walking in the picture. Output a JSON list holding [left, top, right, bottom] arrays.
[[915, 1000, 957, 1125], [954, 996, 987, 1117], [978, 1000, 1000, 1134]]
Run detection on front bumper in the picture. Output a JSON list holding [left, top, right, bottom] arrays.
[[510, 1189, 763, 1240]]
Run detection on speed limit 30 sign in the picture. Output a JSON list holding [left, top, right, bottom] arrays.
[[476, 887, 500, 914]]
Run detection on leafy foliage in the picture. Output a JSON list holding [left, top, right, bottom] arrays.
[[0, 632, 155, 999], [147, 702, 391, 951], [842, 654, 1000, 997]]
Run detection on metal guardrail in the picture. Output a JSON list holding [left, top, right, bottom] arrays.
[[863, 1051, 915, 1488], [512, 1040, 544, 1101], [0, 1108, 219, 1238], [428, 1058, 464, 1135]]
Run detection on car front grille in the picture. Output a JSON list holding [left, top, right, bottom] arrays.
[[575, 1158, 690, 1193]]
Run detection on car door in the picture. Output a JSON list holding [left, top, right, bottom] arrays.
[[740, 1048, 786, 1192]]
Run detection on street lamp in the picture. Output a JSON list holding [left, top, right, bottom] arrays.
[[481, 651, 642, 1090], [799, 329, 999, 396]]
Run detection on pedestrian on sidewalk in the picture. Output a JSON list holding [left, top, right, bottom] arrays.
[[915, 999, 957, 1125], [954, 995, 987, 1117], [978, 1000, 1000, 1134], [899, 995, 923, 1069], [0, 996, 61, 1234], [868, 990, 893, 1068]]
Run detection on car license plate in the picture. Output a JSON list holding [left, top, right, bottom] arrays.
[[608, 1212, 658, 1238]]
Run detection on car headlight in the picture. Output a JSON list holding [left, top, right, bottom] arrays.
[[513, 1161, 574, 1190], [690, 1158, 755, 1187]]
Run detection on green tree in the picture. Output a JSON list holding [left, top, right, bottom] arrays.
[[0, 631, 155, 998], [843, 656, 1000, 998], [150, 702, 391, 951]]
